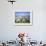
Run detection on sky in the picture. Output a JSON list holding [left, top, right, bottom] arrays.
[[15, 12, 30, 16]]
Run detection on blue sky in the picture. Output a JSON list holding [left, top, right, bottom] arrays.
[[15, 12, 30, 16]]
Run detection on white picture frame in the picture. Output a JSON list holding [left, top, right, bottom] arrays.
[[14, 11, 33, 26]]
